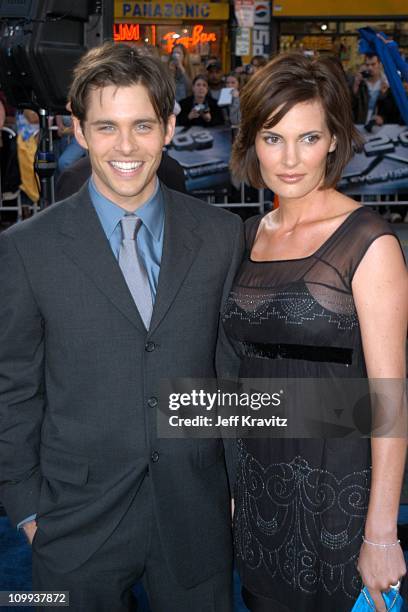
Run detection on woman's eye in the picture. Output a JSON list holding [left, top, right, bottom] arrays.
[[264, 135, 280, 145], [303, 134, 320, 144]]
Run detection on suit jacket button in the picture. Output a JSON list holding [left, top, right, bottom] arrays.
[[151, 451, 159, 463], [148, 396, 158, 408], [145, 342, 156, 352]]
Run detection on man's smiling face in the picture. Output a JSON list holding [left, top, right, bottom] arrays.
[[74, 83, 175, 211]]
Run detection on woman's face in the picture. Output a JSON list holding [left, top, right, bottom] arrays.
[[172, 45, 184, 60], [255, 99, 336, 201], [226, 75, 239, 90], [193, 78, 208, 99]]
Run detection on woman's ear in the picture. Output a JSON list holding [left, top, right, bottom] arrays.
[[328, 135, 337, 153]]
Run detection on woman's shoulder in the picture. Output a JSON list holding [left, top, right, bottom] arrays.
[[343, 203, 396, 241], [328, 197, 403, 282], [328, 193, 393, 241]]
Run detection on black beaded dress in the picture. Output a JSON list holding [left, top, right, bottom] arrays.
[[222, 207, 399, 612]]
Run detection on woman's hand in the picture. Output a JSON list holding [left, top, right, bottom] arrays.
[[357, 540, 406, 611], [202, 111, 212, 123]]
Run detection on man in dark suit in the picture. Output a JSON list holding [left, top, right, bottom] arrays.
[[0, 43, 243, 611]]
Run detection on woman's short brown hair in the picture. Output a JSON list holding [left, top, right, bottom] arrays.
[[69, 41, 175, 126], [231, 52, 363, 189]]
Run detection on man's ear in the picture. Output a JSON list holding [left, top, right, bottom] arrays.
[[164, 114, 176, 146], [72, 116, 89, 151]]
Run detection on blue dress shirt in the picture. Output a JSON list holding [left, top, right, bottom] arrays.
[[88, 176, 165, 300]]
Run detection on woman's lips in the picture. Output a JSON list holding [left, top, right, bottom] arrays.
[[277, 174, 305, 183]]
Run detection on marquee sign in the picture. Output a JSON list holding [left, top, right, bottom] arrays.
[[115, 0, 229, 20]]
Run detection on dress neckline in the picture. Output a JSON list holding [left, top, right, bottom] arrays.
[[248, 206, 364, 264]]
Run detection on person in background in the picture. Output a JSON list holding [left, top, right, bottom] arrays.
[[0, 90, 16, 127], [15, 110, 40, 204], [223, 72, 242, 127], [225, 51, 407, 612], [376, 86, 404, 126], [55, 115, 86, 173], [250, 55, 268, 74], [177, 74, 225, 127], [55, 103, 86, 173], [206, 58, 224, 101], [351, 54, 388, 125], [168, 43, 194, 102]]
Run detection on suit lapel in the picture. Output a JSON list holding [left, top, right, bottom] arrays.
[[149, 186, 202, 334], [58, 184, 147, 333]]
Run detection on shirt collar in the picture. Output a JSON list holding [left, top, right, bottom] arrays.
[[88, 176, 164, 242]]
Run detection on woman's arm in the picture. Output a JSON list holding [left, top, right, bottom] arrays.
[[353, 234, 408, 611]]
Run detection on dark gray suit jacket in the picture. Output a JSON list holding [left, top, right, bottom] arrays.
[[0, 182, 243, 587]]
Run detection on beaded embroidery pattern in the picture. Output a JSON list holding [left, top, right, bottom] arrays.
[[222, 285, 358, 331], [234, 441, 371, 601]]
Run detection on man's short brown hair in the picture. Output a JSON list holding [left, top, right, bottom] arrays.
[[231, 52, 363, 189], [69, 42, 175, 125]]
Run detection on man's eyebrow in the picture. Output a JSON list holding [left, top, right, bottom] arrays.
[[89, 118, 159, 126]]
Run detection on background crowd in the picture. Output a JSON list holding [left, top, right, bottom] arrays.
[[0, 39, 407, 224]]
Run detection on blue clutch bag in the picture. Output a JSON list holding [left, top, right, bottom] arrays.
[[352, 586, 406, 611]]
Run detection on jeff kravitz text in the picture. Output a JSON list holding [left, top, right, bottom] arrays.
[[167, 389, 288, 429]]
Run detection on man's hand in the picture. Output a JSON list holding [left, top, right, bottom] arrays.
[[23, 519, 37, 545]]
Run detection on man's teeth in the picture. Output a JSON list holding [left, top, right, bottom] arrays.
[[110, 161, 142, 171]]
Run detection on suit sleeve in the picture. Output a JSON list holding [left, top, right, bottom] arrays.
[[215, 215, 245, 494], [216, 215, 244, 380], [0, 231, 44, 526]]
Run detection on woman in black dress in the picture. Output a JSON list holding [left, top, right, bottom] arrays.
[[223, 53, 407, 612]]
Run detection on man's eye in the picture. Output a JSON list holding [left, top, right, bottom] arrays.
[[99, 125, 114, 132], [137, 124, 151, 132]]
